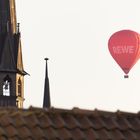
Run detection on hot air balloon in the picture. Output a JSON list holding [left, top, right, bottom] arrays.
[[108, 30, 140, 78]]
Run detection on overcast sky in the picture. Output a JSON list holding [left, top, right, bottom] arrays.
[[16, 0, 140, 112]]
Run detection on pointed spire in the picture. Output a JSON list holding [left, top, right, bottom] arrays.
[[43, 58, 51, 108], [17, 23, 20, 33]]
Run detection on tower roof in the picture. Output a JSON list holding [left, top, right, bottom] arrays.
[[0, 32, 16, 72], [0, 32, 27, 75], [0, 0, 27, 75], [0, 0, 17, 34]]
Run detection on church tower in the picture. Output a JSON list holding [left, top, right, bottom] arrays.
[[0, 0, 27, 108]]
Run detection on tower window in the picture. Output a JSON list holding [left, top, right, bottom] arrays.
[[18, 78, 22, 96], [3, 76, 11, 96]]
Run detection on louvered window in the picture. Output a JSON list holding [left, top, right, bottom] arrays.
[[3, 76, 11, 96]]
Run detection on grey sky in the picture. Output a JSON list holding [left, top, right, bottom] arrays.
[[16, 0, 140, 112]]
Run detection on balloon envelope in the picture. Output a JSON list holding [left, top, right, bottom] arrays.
[[108, 30, 140, 75]]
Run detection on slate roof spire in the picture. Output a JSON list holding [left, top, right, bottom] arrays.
[[43, 58, 51, 108]]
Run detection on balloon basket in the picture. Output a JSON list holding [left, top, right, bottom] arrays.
[[124, 75, 129, 78]]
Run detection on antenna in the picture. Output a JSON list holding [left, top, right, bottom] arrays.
[[43, 58, 51, 108]]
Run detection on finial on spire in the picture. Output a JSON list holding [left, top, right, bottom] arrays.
[[45, 58, 49, 61], [17, 23, 20, 33]]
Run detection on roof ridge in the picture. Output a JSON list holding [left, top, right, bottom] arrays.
[[0, 106, 138, 117], [27, 107, 139, 117]]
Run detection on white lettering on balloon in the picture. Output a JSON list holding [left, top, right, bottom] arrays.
[[113, 46, 134, 54]]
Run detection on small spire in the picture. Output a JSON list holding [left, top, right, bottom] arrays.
[[17, 23, 20, 33], [43, 58, 51, 108]]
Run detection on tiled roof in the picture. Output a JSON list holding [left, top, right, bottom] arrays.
[[0, 107, 140, 140]]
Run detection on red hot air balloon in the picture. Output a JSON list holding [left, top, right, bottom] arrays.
[[108, 30, 140, 78]]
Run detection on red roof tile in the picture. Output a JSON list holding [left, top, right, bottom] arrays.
[[0, 107, 139, 140]]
